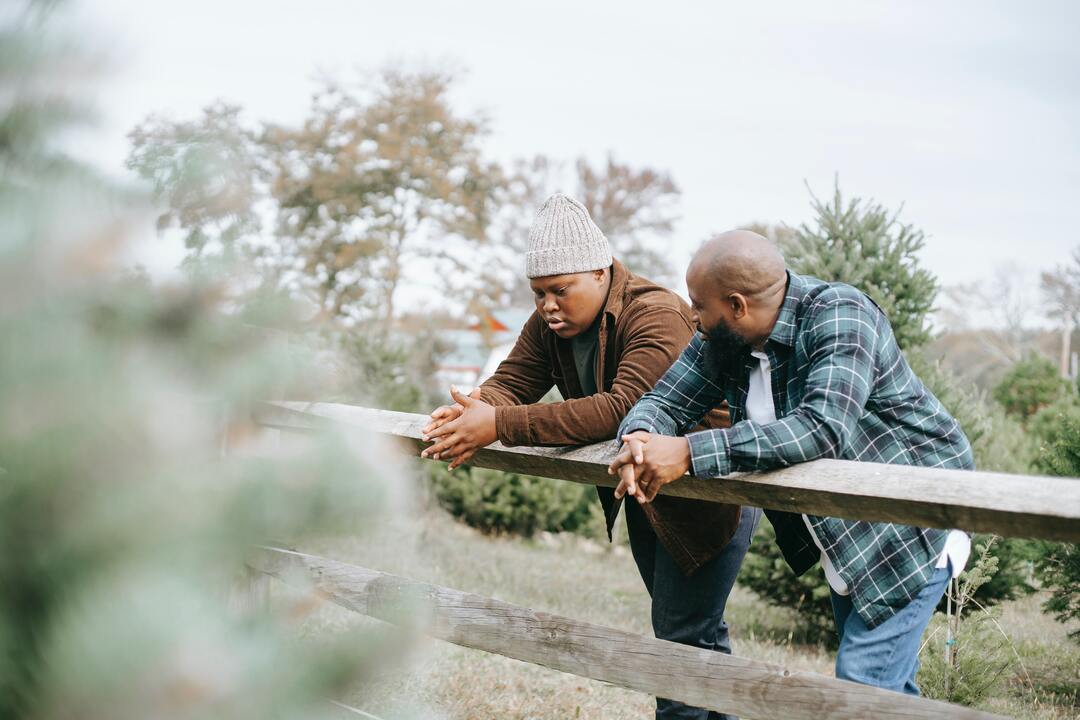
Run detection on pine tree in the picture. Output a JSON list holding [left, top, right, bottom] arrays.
[[1034, 413, 1080, 643], [782, 180, 938, 349], [992, 354, 1071, 422]]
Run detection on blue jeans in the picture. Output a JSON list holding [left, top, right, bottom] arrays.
[[626, 502, 762, 720], [830, 563, 951, 695]]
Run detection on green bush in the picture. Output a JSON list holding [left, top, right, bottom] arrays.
[[737, 518, 837, 646], [909, 350, 1037, 476], [919, 538, 1016, 706], [992, 355, 1071, 422], [1030, 394, 1080, 474], [1031, 409, 1080, 643], [425, 462, 605, 539], [1035, 542, 1080, 644]]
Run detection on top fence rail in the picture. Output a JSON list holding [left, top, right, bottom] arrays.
[[255, 401, 1080, 543]]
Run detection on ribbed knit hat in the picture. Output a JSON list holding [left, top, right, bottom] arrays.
[[525, 193, 612, 278]]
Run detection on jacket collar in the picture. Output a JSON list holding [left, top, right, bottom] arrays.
[[600, 258, 630, 323], [765, 271, 807, 348]]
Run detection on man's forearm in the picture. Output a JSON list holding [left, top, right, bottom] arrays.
[[686, 407, 850, 478], [618, 395, 681, 441]]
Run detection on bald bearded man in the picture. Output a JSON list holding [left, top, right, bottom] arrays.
[[608, 230, 974, 697]]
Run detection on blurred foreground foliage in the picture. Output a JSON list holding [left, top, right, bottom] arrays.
[[1, 3, 415, 718]]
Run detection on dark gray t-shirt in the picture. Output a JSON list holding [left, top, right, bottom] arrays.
[[570, 320, 600, 396]]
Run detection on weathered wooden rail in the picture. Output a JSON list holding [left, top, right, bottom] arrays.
[[254, 547, 995, 720], [250, 400, 1080, 719], [255, 401, 1080, 542]]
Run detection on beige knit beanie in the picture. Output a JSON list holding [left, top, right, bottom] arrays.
[[525, 193, 612, 278]]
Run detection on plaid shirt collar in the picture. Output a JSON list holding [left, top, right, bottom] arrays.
[[765, 271, 808, 349]]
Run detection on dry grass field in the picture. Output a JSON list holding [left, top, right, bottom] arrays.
[[286, 507, 1079, 720]]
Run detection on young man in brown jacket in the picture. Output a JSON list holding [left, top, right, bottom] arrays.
[[421, 193, 760, 720]]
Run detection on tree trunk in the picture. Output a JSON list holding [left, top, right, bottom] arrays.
[[1060, 317, 1073, 379], [381, 223, 406, 334]]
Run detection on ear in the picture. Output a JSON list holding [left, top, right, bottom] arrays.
[[593, 268, 606, 283], [729, 292, 750, 319]]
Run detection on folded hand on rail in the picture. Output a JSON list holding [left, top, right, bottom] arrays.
[[421, 386, 482, 435], [420, 385, 496, 470], [608, 431, 692, 503]]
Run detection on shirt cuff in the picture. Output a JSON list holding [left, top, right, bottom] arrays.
[[494, 405, 530, 446], [686, 429, 731, 478], [615, 415, 657, 449]]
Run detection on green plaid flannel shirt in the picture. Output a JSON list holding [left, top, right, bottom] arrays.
[[619, 272, 974, 628]]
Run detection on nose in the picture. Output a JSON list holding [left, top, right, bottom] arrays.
[[542, 295, 558, 314]]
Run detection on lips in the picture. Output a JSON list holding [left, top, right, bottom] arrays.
[[546, 318, 568, 331]]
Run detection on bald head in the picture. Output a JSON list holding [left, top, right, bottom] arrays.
[[689, 230, 786, 298], [686, 229, 789, 352]]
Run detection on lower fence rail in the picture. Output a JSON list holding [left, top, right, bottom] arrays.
[[252, 547, 1004, 720]]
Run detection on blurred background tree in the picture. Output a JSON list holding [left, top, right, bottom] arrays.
[[263, 70, 500, 328], [576, 153, 680, 285], [127, 102, 268, 270], [1040, 248, 1080, 378], [992, 354, 1072, 422]]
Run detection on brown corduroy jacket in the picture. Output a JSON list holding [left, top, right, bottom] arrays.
[[478, 259, 741, 575]]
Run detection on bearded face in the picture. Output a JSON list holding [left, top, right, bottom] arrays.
[[699, 315, 751, 379]]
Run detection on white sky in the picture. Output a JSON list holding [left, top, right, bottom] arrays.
[[74, 0, 1079, 319]]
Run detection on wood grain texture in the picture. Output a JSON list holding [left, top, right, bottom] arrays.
[[253, 401, 1080, 542], [253, 547, 1002, 720]]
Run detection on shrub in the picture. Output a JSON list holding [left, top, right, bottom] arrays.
[[1032, 410, 1080, 643], [909, 351, 1038, 476], [736, 518, 837, 646], [919, 537, 1016, 705], [992, 355, 1071, 422], [425, 462, 606, 539], [1030, 394, 1080, 475]]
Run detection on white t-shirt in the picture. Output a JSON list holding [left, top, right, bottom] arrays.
[[745, 350, 969, 595]]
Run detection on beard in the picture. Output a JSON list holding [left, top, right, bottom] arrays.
[[700, 318, 751, 380]]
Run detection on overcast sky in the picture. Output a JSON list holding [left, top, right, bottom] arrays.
[[75, 0, 1079, 318]]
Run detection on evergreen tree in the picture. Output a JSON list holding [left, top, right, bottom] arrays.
[[782, 180, 937, 349], [992, 354, 1071, 422], [1034, 412, 1080, 643]]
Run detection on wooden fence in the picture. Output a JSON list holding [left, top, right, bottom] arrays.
[[250, 400, 1080, 719]]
